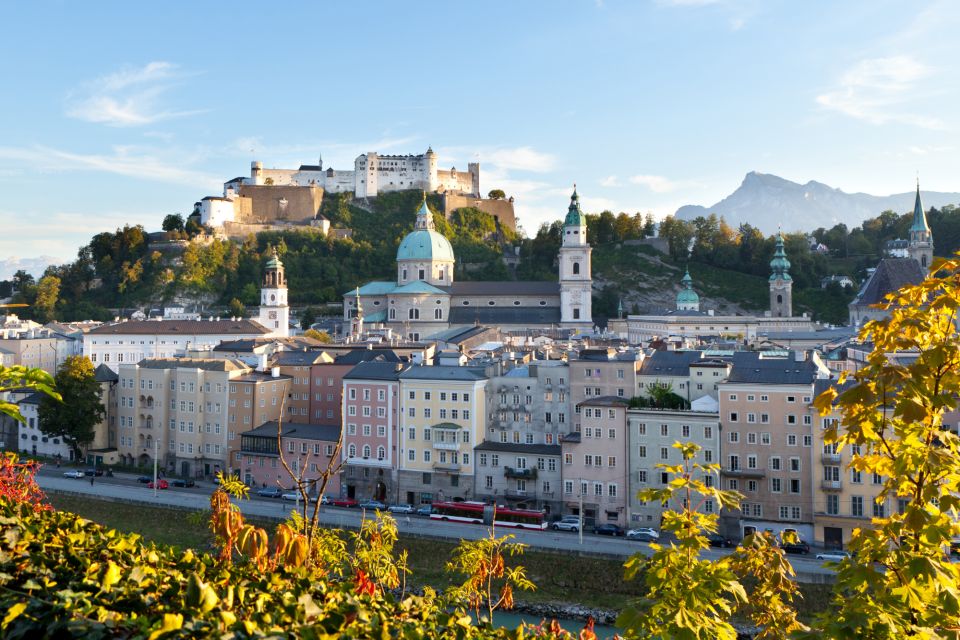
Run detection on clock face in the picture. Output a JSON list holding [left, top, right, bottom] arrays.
[[268, 311, 277, 319]]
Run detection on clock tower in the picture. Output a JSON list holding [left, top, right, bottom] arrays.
[[559, 187, 593, 327], [258, 248, 289, 337]]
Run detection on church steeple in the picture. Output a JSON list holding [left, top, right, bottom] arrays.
[[908, 179, 934, 270], [413, 194, 436, 231], [258, 248, 289, 337], [559, 185, 592, 326], [769, 230, 793, 318]]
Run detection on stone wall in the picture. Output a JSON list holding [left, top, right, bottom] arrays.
[[237, 185, 324, 224], [442, 194, 517, 232]]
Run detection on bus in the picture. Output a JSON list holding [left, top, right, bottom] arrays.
[[430, 501, 547, 530]]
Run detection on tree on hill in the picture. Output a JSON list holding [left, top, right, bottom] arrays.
[[161, 214, 184, 233], [33, 275, 60, 323], [487, 189, 506, 200], [38, 356, 104, 461]]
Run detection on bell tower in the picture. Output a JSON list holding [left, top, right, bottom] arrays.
[[258, 248, 289, 337], [769, 231, 793, 318], [908, 180, 934, 271], [559, 186, 593, 326]]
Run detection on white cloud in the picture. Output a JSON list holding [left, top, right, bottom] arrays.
[[66, 61, 204, 127], [0, 145, 221, 191], [629, 174, 702, 193], [600, 175, 620, 187], [479, 146, 557, 173], [816, 56, 944, 129], [908, 144, 954, 155]]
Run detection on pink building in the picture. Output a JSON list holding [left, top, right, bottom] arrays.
[[341, 360, 411, 502], [239, 421, 341, 497], [561, 396, 629, 527]]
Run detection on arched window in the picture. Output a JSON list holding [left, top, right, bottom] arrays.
[[922, 255, 928, 268], [777, 294, 783, 304], [573, 262, 580, 275], [434, 308, 443, 320], [363, 445, 371, 458], [389, 308, 396, 320], [402, 268, 407, 281], [377, 446, 386, 460], [409, 308, 420, 320], [348, 444, 356, 458]]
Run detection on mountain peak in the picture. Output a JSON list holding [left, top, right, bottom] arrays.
[[675, 173, 960, 234]]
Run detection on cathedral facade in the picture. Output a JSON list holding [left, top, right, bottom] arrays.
[[343, 190, 594, 340]]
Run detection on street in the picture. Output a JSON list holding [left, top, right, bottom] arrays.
[[35, 466, 835, 579]]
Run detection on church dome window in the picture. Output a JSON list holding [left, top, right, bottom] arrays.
[[373, 301, 381, 306], [436, 299, 442, 304], [270, 294, 276, 302], [462, 301, 470, 306], [539, 301, 546, 306], [513, 301, 521, 306], [488, 301, 496, 306]]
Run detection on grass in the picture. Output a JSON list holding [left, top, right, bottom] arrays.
[[46, 493, 832, 617]]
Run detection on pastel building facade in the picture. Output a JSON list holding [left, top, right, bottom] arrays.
[[239, 421, 340, 496]]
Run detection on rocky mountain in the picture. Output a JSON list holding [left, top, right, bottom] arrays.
[[0, 256, 62, 281], [675, 172, 960, 234]]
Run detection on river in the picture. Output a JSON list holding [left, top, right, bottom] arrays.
[[490, 611, 620, 638]]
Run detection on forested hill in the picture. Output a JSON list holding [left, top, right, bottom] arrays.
[[6, 189, 960, 326]]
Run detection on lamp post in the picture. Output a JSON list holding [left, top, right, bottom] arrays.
[[153, 438, 159, 498], [578, 478, 584, 546]]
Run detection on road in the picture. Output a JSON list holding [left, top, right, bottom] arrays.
[[35, 466, 835, 579]]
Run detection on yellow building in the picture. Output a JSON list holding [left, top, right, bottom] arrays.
[[396, 365, 488, 505]]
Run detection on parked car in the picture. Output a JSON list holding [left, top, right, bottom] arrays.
[[136, 476, 152, 483], [388, 503, 415, 514], [147, 479, 169, 490], [84, 468, 104, 477], [63, 470, 85, 479], [257, 487, 284, 498], [170, 478, 196, 488], [780, 540, 811, 555], [594, 524, 626, 537], [329, 498, 359, 508], [816, 550, 852, 562], [358, 499, 387, 511], [707, 533, 734, 548], [552, 516, 582, 532], [626, 529, 658, 542], [281, 492, 302, 501], [415, 504, 434, 517]]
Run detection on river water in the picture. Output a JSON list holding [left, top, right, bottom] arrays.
[[491, 611, 621, 638]]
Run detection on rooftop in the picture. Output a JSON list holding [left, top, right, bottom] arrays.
[[89, 319, 271, 336], [473, 441, 563, 456], [242, 420, 340, 442]]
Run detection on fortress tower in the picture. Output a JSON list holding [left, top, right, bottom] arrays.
[[559, 187, 593, 326], [258, 249, 289, 337]]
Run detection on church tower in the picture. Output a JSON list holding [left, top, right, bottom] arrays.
[[676, 268, 700, 312], [908, 180, 934, 271], [769, 231, 792, 318], [350, 289, 364, 340], [559, 187, 593, 326], [258, 248, 289, 337]]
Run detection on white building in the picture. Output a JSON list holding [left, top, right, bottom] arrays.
[[13, 391, 73, 460]]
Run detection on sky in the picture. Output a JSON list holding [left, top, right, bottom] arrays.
[[1, 0, 959, 272]]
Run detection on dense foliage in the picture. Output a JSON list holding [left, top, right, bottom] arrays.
[[38, 355, 104, 460]]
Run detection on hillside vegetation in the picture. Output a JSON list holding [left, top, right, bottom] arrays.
[[6, 189, 960, 325]]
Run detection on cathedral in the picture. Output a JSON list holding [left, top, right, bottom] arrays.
[[848, 182, 933, 326], [343, 189, 594, 340]]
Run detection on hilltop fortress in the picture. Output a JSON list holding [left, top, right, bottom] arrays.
[[196, 148, 514, 237]]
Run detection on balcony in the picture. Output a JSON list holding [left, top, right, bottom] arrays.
[[504, 466, 538, 480], [504, 490, 529, 499], [821, 479, 843, 491], [821, 452, 842, 463], [722, 468, 766, 479], [432, 461, 461, 472], [432, 441, 459, 451]]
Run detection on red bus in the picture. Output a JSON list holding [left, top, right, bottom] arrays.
[[429, 501, 546, 530]]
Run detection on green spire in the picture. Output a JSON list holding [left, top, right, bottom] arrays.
[[265, 246, 282, 269], [769, 231, 792, 282], [910, 179, 930, 233], [564, 185, 586, 227], [681, 267, 693, 289]]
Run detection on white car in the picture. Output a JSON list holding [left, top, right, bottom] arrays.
[[551, 516, 582, 532], [816, 550, 852, 562], [281, 492, 302, 501], [63, 470, 86, 479]]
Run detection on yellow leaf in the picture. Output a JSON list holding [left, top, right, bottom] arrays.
[[1, 602, 26, 630]]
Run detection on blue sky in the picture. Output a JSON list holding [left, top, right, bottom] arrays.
[[2, 0, 958, 270]]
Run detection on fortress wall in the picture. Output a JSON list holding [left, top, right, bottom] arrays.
[[442, 194, 517, 232], [237, 185, 324, 223]]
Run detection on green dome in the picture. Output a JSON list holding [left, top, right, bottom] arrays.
[[676, 268, 699, 308], [677, 289, 700, 305], [769, 231, 792, 282], [564, 188, 586, 227], [396, 199, 455, 263]]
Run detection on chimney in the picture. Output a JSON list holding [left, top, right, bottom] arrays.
[[271, 366, 280, 378]]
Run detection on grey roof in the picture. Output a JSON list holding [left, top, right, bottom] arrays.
[[214, 336, 322, 352], [93, 363, 119, 382], [243, 420, 340, 442], [343, 360, 411, 381], [639, 350, 705, 376], [757, 327, 857, 342], [724, 352, 818, 385], [399, 365, 487, 381], [852, 258, 925, 307], [335, 349, 402, 365], [136, 358, 250, 372], [89, 319, 271, 336], [17, 391, 46, 405], [448, 306, 561, 325], [233, 372, 293, 383], [272, 351, 333, 366], [448, 281, 561, 296], [473, 441, 563, 456], [577, 395, 630, 407]]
